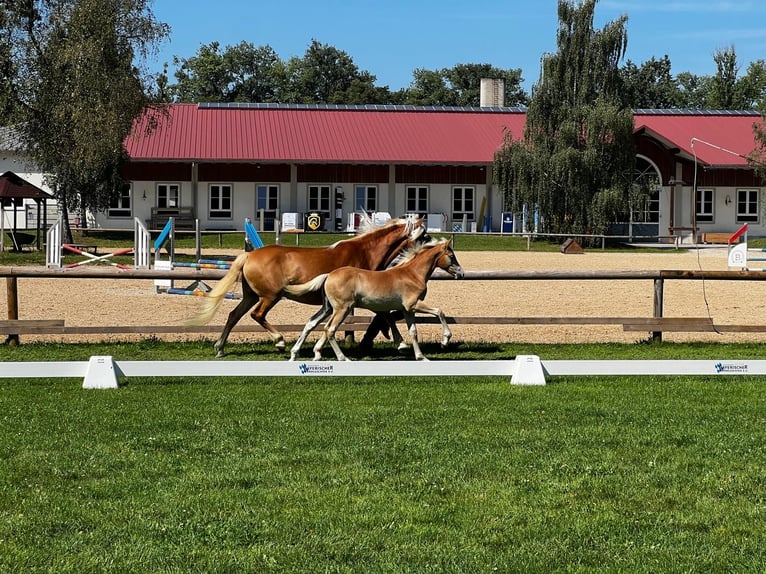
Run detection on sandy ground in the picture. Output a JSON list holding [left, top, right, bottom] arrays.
[[4, 246, 766, 346]]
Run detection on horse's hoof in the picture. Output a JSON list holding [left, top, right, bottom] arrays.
[[275, 342, 286, 351], [416, 356, 430, 361], [215, 350, 225, 358]]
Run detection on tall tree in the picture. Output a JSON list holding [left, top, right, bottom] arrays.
[[171, 41, 284, 103], [284, 39, 382, 104], [494, 0, 635, 236], [737, 59, 766, 110], [0, 0, 168, 240], [707, 46, 740, 109], [619, 55, 680, 109]]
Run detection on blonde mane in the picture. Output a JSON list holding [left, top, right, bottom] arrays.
[[328, 211, 414, 248], [389, 237, 447, 267]]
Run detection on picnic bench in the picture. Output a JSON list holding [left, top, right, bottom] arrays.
[[147, 207, 196, 230], [701, 232, 734, 245]]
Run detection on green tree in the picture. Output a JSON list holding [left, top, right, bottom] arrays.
[[737, 60, 766, 110], [170, 41, 283, 103], [619, 55, 680, 108], [284, 39, 384, 104], [0, 0, 168, 241], [707, 46, 739, 109], [405, 63, 528, 106], [406, 68, 457, 106], [494, 0, 635, 237]]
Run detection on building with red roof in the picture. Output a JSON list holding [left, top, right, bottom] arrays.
[[3, 104, 764, 241], [116, 103, 764, 241]]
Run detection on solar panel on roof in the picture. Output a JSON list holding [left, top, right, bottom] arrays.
[[196, 101, 528, 113]]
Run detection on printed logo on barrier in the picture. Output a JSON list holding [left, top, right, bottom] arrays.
[[298, 363, 334, 375], [714, 361, 748, 374], [306, 212, 322, 231]]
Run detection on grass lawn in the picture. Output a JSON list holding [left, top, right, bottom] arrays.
[[1, 341, 765, 572]]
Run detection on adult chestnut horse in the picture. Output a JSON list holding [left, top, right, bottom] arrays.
[[286, 238, 463, 362], [188, 216, 425, 357]]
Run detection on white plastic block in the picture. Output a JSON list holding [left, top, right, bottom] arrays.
[[511, 355, 546, 385], [83, 356, 120, 389]]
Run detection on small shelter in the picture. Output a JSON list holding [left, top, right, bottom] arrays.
[[0, 171, 54, 251]]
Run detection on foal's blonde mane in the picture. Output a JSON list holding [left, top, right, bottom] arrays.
[[390, 237, 448, 267]]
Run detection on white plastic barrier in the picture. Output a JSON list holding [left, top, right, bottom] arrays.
[[3, 356, 766, 389]]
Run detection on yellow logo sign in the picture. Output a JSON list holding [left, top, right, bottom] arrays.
[[306, 212, 322, 231]]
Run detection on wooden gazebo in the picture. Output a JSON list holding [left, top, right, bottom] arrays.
[[0, 171, 54, 251]]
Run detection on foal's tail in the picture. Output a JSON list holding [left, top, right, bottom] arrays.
[[186, 252, 249, 325], [283, 273, 329, 299]]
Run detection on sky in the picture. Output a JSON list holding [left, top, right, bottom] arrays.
[[146, 1, 766, 93]]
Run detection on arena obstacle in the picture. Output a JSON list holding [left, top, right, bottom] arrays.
[[727, 221, 766, 272], [45, 216, 150, 270], [727, 223, 749, 270], [3, 356, 766, 389], [154, 218, 263, 297]]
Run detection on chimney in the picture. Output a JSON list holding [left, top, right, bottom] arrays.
[[480, 78, 505, 107]]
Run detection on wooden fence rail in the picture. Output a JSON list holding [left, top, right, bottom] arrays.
[[4, 266, 766, 345]]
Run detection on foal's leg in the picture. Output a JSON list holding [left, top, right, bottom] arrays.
[[321, 305, 354, 361], [214, 283, 259, 357], [290, 300, 332, 361], [411, 301, 452, 347], [402, 311, 428, 361]]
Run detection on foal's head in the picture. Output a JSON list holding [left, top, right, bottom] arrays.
[[394, 238, 464, 278], [435, 239, 464, 278]]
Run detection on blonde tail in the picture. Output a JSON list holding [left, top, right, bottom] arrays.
[[185, 252, 249, 325], [283, 274, 329, 298]]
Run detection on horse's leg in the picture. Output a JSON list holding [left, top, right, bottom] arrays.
[[358, 312, 391, 353], [249, 296, 285, 350], [385, 312, 410, 352], [323, 306, 354, 361], [412, 301, 452, 347], [290, 301, 332, 361], [402, 311, 428, 361], [214, 284, 259, 357]]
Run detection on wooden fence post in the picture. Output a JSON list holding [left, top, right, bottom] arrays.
[[652, 278, 664, 342], [5, 276, 19, 346]]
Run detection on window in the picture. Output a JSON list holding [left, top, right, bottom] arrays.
[[354, 185, 377, 212], [209, 184, 232, 219], [452, 186, 475, 222], [406, 186, 428, 214], [157, 183, 180, 208], [257, 184, 279, 231], [257, 184, 279, 211], [737, 189, 759, 223], [308, 184, 331, 212], [108, 184, 132, 218], [695, 188, 714, 223]]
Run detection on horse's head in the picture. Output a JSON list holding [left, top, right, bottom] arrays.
[[436, 239, 464, 278]]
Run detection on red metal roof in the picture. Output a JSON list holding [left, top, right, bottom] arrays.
[[634, 111, 762, 167], [125, 104, 763, 168], [125, 104, 526, 164]]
